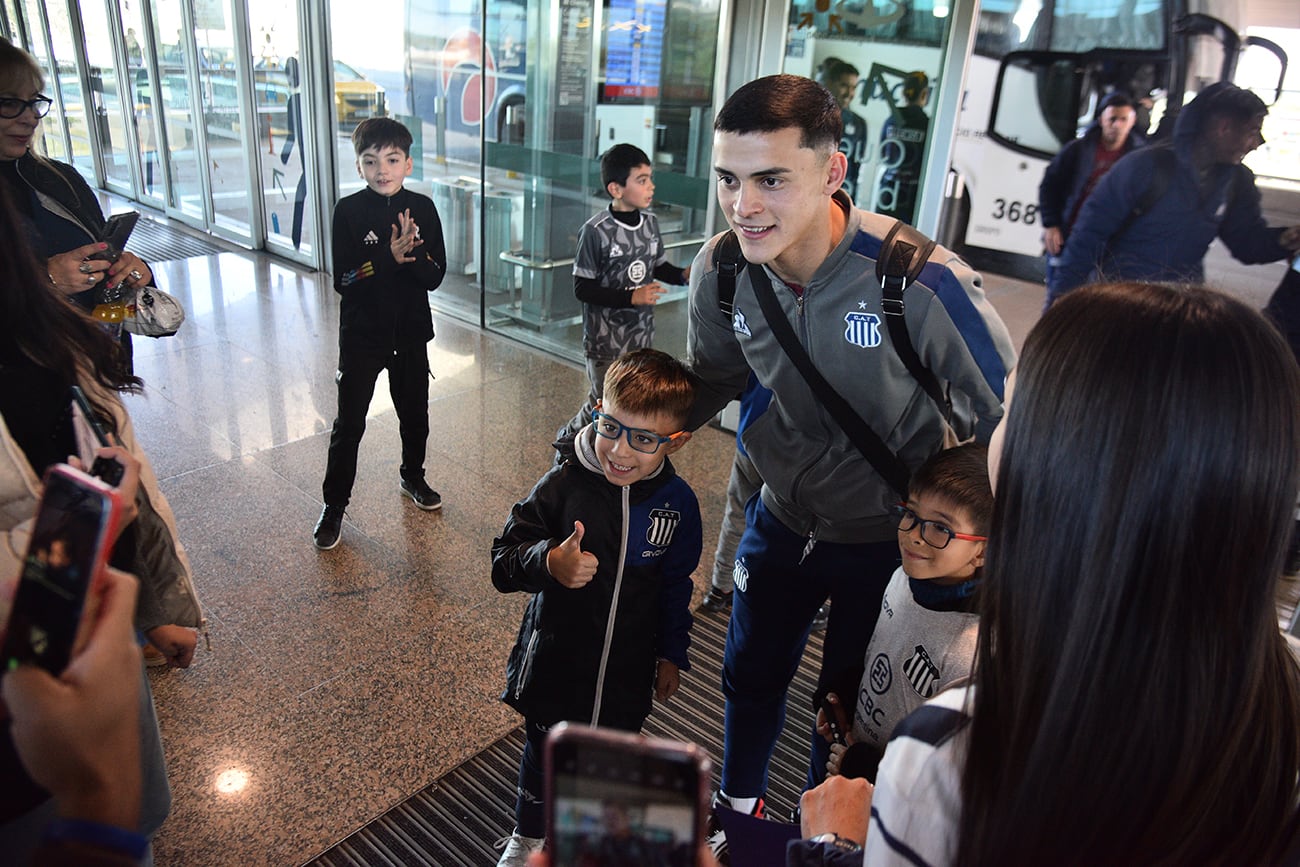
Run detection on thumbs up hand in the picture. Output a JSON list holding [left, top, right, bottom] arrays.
[[547, 521, 599, 588]]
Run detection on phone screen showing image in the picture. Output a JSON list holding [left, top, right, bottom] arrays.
[[549, 731, 704, 867], [1, 467, 117, 674]]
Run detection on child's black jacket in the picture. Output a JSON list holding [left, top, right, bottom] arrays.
[[492, 430, 701, 730]]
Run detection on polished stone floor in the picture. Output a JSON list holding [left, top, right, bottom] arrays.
[[125, 217, 1293, 865]]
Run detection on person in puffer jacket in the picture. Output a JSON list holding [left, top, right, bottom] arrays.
[[490, 348, 703, 866]]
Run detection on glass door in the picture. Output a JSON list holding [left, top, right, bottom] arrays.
[[247, 1, 316, 265], [193, 0, 257, 243], [116, 0, 165, 208], [782, 0, 967, 230], [76, 0, 136, 195], [147, 0, 210, 223]]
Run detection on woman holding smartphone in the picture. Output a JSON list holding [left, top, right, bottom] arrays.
[[0, 38, 155, 363], [0, 176, 203, 861], [797, 281, 1300, 864]]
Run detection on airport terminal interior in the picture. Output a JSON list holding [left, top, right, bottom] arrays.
[[4, 0, 1300, 863]]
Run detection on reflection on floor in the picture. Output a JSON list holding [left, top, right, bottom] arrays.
[[131, 237, 1290, 865]]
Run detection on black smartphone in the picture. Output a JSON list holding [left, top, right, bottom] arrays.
[[69, 385, 124, 486], [88, 211, 139, 262], [546, 724, 710, 867], [2, 464, 122, 675]]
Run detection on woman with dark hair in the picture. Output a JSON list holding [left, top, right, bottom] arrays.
[[796, 281, 1300, 864], [0, 175, 203, 858], [0, 38, 154, 358]]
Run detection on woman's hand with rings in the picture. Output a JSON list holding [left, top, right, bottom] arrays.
[[106, 251, 151, 289], [46, 243, 111, 295]]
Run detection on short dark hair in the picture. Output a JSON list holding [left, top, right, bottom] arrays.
[[816, 57, 859, 84], [602, 349, 696, 426], [903, 71, 930, 103], [1204, 82, 1268, 126], [909, 443, 992, 534], [714, 74, 842, 153], [1096, 91, 1134, 115], [352, 117, 413, 157], [601, 143, 651, 190]]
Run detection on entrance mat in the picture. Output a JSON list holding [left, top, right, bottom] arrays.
[[125, 215, 229, 263], [306, 606, 824, 867]]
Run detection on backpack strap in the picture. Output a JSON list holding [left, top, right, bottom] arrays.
[[876, 220, 950, 419], [749, 260, 911, 496], [1114, 145, 1175, 241], [713, 230, 745, 319]]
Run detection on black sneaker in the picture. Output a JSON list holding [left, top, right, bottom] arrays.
[[811, 601, 830, 632], [400, 477, 443, 511], [700, 587, 734, 613], [313, 505, 344, 550]]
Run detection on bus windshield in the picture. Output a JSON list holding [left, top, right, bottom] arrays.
[[976, 0, 1169, 57]]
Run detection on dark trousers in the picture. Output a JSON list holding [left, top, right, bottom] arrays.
[[1265, 265, 1300, 364], [514, 720, 551, 838], [322, 345, 430, 508], [720, 496, 897, 798]]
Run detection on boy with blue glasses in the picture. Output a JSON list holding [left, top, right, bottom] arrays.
[[491, 348, 703, 866]]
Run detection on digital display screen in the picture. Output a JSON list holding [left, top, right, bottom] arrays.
[[2, 471, 111, 674], [603, 0, 666, 101], [551, 740, 699, 866]]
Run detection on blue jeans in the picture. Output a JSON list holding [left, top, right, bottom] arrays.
[[720, 496, 897, 798]]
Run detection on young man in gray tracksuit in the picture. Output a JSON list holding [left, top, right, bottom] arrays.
[[685, 74, 1016, 861]]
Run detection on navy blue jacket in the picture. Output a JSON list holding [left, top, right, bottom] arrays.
[[493, 429, 701, 730], [1038, 121, 1144, 236], [1048, 82, 1289, 304]]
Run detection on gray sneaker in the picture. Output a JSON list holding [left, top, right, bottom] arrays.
[[400, 477, 443, 511]]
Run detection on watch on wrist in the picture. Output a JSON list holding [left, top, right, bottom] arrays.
[[811, 832, 863, 852]]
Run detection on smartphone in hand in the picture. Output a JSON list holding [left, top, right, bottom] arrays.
[[1, 465, 123, 675], [546, 723, 710, 867], [87, 212, 140, 263], [69, 385, 125, 486]]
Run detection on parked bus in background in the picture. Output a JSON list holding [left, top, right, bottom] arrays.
[[943, 0, 1287, 276]]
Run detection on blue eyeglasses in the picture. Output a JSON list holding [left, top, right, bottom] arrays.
[[591, 410, 685, 454], [0, 95, 53, 119], [893, 504, 987, 549]]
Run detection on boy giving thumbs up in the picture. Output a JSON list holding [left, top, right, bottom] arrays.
[[489, 349, 703, 861]]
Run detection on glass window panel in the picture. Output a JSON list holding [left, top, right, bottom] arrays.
[[78, 0, 133, 190], [194, 0, 253, 237], [42, 1, 93, 178], [148, 0, 205, 220], [16, 0, 67, 162], [248, 3, 316, 258], [117, 0, 164, 206]]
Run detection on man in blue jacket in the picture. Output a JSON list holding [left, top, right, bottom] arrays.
[[1038, 92, 1142, 286], [1047, 82, 1300, 306]]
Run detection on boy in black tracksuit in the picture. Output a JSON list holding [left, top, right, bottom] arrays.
[[490, 349, 703, 865], [314, 117, 447, 550]]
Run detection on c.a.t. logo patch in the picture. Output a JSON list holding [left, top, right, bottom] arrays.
[[903, 644, 941, 698], [844, 310, 882, 348], [646, 508, 681, 547]]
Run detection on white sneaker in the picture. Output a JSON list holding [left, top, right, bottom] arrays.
[[494, 830, 545, 867]]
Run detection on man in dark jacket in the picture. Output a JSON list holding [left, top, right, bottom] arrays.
[[1047, 82, 1300, 306], [1038, 92, 1142, 285]]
